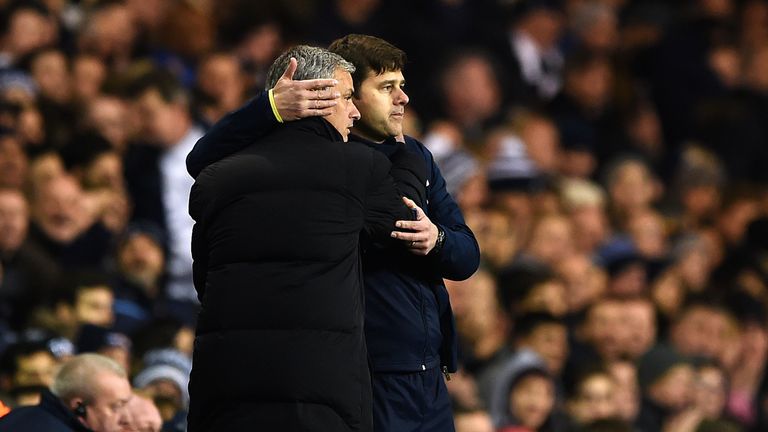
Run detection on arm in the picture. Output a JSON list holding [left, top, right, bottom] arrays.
[[392, 138, 480, 280], [186, 58, 340, 178], [362, 151, 421, 244]]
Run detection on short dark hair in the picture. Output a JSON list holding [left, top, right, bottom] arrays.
[[328, 34, 407, 90], [127, 69, 187, 104], [513, 311, 563, 340]]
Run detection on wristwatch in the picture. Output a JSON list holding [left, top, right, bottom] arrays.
[[431, 227, 445, 255]]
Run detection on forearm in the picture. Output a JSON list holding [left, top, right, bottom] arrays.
[[186, 92, 278, 177]]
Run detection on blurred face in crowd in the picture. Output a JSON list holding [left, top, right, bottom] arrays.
[[123, 395, 162, 432], [671, 306, 740, 370], [323, 68, 360, 142], [527, 214, 574, 266], [135, 88, 191, 147], [31, 175, 86, 244], [75, 286, 114, 327], [79, 3, 136, 61], [73, 55, 106, 103], [14, 350, 56, 388], [0, 134, 27, 189], [518, 8, 563, 50], [622, 299, 656, 359], [82, 151, 124, 191], [608, 360, 640, 422], [441, 55, 501, 128], [675, 240, 712, 292], [4, 8, 52, 58], [607, 261, 646, 297], [467, 209, 518, 269], [628, 210, 667, 259], [509, 373, 555, 430], [520, 117, 560, 174], [556, 254, 606, 313], [648, 364, 694, 412], [197, 53, 244, 112], [352, 69, 409, 142], [566, 59, 613, 111], [79, 371, 132, 432], [568, 373, 617, 425], [445, 270, 502, 343], [453, 410, 494, 432], [568, 203, 608, 254], [583, 299, 626, 361], [694, 365, 727, 420], [608, 160, 657, 216], [0, 189, 28, 254], [521, 279, 568, 318], [87, 96, 132, 152], [517, 322, 568, 375], [118, 233, 165, 292], [30, 49, 71, 104], [718, 198, 759, 245]]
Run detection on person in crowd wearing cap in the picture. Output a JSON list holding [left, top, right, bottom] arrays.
[[0, 353, 132, 432], [476, 312, 568, 409], [75, 324, 132, 373], [635, 344, 697, 432], [186, 45, 420, 431], [488, 350, 561, 432], [186, 35, 480, 432], [132, 348, 191, 424]]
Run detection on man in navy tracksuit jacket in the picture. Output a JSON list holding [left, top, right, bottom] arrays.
[[186, 35, 480, 431]]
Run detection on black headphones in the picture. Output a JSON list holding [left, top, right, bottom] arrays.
[[73, 402, 87, 419]]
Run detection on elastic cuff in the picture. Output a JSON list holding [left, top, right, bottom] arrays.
[[268, 89, 284, 123]]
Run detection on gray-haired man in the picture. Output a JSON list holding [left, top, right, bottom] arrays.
[[0, 353, 133, 432], [186, 45, 424, 432]]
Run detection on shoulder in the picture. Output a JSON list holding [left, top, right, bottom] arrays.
[[402, 136, 436, 163]]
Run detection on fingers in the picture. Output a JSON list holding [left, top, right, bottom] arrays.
[[296, 79, 339, 94], [280, 57, 298, 81], [401, 197, 424, 220], [390, 231, 428, 242], [394, 220, 423, 231]]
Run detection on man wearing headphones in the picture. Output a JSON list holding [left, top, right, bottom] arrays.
[[0, 353, 133, 432]]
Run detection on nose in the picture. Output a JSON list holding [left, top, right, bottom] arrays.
[[350, 101, 361, 121], [394, 87, 409, 106]]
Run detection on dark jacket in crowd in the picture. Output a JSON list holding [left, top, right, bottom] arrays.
[[187, 93, 480, 377], [0, 389, 92, 432], [186, 116, 417, 432]]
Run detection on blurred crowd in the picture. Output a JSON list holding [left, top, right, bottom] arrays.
[[0, 0, 766, 431]]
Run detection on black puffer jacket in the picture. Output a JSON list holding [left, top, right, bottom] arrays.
[[187, 117, 418, 432]]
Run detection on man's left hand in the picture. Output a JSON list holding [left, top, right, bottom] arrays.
[[391, 197, 438, 256]]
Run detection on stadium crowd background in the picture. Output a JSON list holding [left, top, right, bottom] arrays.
[[0, 0, 767, 431]]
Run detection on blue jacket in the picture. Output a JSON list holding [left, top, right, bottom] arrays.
[[186, 93, 480, 373]]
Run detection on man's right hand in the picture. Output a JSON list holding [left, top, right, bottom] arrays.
[[272, 57, 340, 121]]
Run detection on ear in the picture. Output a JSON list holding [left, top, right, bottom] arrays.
[[67, 397, 83, 411]]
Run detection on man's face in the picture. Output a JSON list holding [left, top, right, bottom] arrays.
[[519, 323, 568, 375], [0, 190, 28, 254], [352, 70, 409, 141], [84, 372, 132, 432], [509, 374, 555, 430], [323, 68, 360, 142], [31, 175, 84, 244], [134, 89, 183, 146], [122, 396, 162, 432], [0, 135, 27, 189], [75, 287, 114, 327], [118, 234, 165, 290], [14, 351, 56, 387], [569, 374, 617, 425]]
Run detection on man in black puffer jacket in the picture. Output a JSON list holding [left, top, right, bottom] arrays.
[[187, 46, 421, 432]]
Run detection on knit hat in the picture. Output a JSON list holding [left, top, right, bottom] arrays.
[[637, 344, 687, 390], [133, 349, 192, 408], [76, 324, 132, 354], [486, 135, 542, 192], [436, 150, 480, 197]]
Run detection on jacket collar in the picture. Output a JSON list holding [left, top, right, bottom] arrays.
[[283, 117, 343, 142], [39, 389, 94, 431]]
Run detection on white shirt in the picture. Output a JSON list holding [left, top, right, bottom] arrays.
[[159, 126, 203, 302], [510, 31, 563, 99]]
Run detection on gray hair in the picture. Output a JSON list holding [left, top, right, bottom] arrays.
[[265, 45, 355, 89], [51, 353, 127, 402]]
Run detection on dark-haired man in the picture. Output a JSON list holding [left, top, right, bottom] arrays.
[[186, 35, 480, 432]]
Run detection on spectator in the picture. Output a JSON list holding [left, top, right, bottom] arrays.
[[565, 365, 618, 427], [636, 344, 697, 432], [0, 353, 132, 432], [122, 393, 162, 432]]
